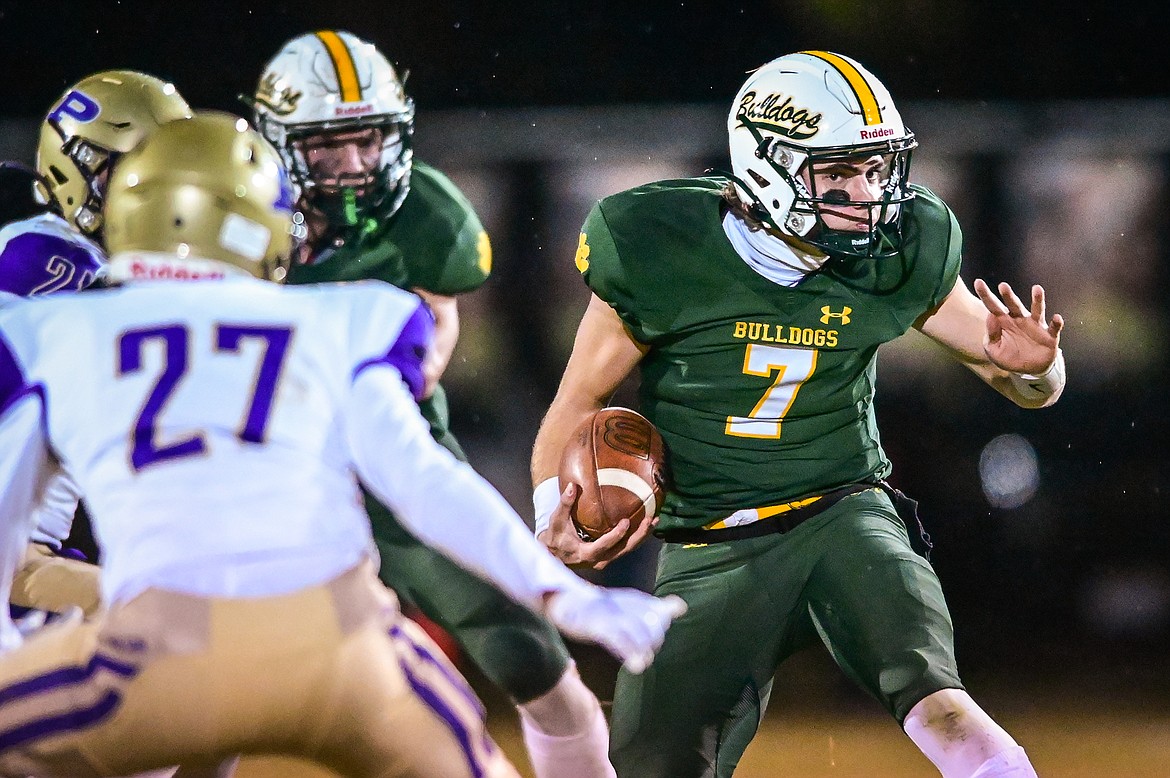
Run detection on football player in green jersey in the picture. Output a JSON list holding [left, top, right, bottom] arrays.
[[532, 51, 1064, 778], [252, 30, 618, 778]]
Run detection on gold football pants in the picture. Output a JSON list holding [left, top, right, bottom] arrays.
[[0, 562, 518, 778]]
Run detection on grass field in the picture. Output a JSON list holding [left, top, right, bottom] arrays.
[[237, 704, 1170, 777], [235, 649, 1170, 777]]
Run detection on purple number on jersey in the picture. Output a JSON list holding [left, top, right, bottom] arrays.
[[0, 215, 106, 297], [118, 323, 295, 471], [119, 325, 206, 471], [215, 325, 294, 443]]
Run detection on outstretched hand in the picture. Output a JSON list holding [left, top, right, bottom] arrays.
[[545, 586, 686, 674], [973, 279, 1064, 375], [538, 482, 658, 571]]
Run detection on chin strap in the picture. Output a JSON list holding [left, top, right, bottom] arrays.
[[707, 167, 781, 232]]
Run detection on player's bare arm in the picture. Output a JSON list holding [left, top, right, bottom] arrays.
[[915, 276, 1065, 408], [531, 293, 649, 569], [412, 287, 459, 399]]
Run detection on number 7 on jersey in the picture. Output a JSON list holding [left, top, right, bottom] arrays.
[[725, 344, 817, 439]]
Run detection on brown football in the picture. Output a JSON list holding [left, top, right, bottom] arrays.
[[558, 407, 667, 540]]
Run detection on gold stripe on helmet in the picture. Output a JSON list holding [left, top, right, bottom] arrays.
[[315, 31, 362, 102], [801, 51, 882, 126]]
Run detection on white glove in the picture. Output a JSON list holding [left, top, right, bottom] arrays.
[[14, 608, 47, 637], [2, 605, 83, 652], [545, 585, 686, 673]]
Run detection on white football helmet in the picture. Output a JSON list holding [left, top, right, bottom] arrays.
[[251, 30, 414, 227], [728, 51, 917, 258]]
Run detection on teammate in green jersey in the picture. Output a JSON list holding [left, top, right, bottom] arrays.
[[532, 51, 1064, 778], [251, 30, 619, 778]]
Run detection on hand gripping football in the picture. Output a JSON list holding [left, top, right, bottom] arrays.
[[558, 407, 667, 540]]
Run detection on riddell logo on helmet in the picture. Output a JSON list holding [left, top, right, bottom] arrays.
[[859, 127, 896, 140], [129, 260, 226, 281], [111, 257, 227, 282], [334, 103, 375, 117]]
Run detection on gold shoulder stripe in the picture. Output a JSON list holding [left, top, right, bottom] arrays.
[[801, 51, 882, 126], [316, 31, 362, 103]]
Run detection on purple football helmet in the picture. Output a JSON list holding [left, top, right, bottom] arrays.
[[0, 213, 106, 297]]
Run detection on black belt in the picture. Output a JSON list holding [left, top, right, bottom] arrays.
[[657, 480, 933, 559], [657, 482, 877, 545]]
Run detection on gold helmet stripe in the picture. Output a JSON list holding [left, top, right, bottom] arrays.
[[801, 51, 882, 126], [315, 31, 363, 102]]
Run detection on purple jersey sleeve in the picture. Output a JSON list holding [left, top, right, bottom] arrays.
[[0, 333, 28, 416], [353, 299, 434, 401], [0, 215, 106, 297]]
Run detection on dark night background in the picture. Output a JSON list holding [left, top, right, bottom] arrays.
[[2, 2, 1169, 773], [2, 2, 1169, 114]]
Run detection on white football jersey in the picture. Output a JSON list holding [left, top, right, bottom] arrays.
[[1, 281, 84, 550], [0, 270, 586, 613], [27, 465, 81, 549]]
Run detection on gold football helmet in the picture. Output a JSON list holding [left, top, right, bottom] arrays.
[[36, 70, 192, 237], [104, 111, 296, 281]]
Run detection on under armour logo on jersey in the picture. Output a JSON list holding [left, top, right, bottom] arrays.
[[820, 305, 852, 325], [49, 90, 101, 126], [574, 233, 591, 273]]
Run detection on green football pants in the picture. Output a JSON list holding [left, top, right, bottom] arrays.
[[610, 487, 963, 778]]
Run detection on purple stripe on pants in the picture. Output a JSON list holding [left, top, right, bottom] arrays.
[[0, 653, 138, 707], [390, 623, 486, 719], [399, 659, 485, 778], [0, 652, 139, 754], [391, 623, 493, 777], [0, 690, 121, 751]]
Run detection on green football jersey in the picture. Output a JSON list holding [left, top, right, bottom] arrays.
[[579, 177, 962, 531], [286, 161, 491, 292], [286, 161, 491, 445]]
